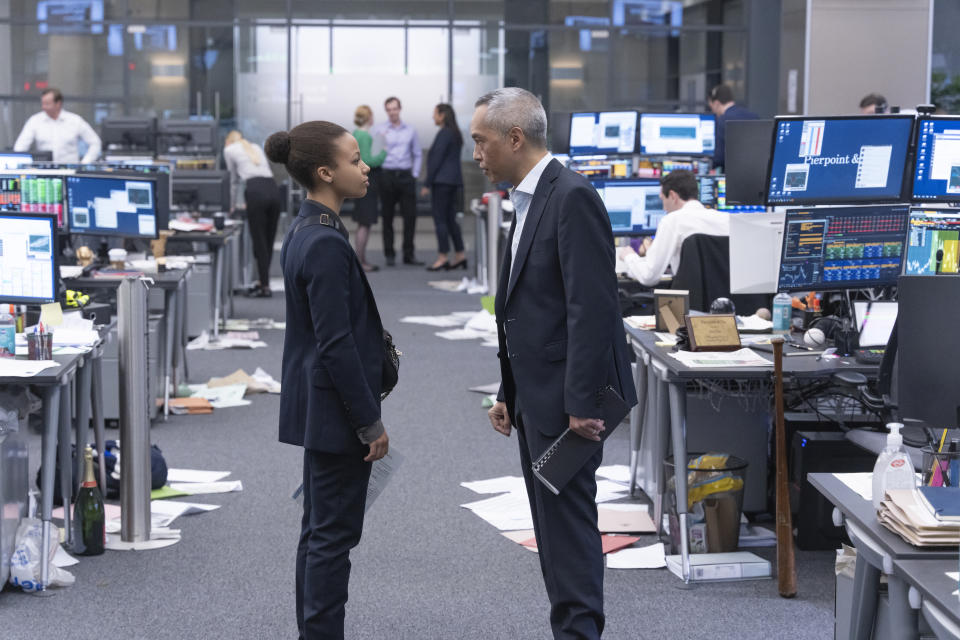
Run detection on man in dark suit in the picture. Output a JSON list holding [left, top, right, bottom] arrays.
[[472, 88, 637, 640], [708, 83, 758, 171]]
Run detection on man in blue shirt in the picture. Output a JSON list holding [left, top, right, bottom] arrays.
[[708, 84, 758, 171], [375, 96, 424, 266]]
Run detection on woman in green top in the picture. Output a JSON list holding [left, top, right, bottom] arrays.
[[351, 105, 387, 272]]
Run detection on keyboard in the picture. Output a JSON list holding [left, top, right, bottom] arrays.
[[854, 348, 885, 365]]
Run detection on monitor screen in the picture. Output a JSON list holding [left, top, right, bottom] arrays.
[[568, 111, 638, 155], [592, 178, 663, 235], [0, 213, 58, 304], [0, 153, 34, 170], [904, 209, 960, 275], [171, 170, 229, 212], [0, 173, 66, 227], [639, 113, 716, 156], [698, 175, 716, 208], [777, 205, 910, 292], [157, 119, 219, 154], [568, 156, 632, 179], [853, 300, 898, 348], [66, 175, 158, 238], [912, 116, 960, 203], [766, 116, 914, 205], [713, 177, 766, 212]]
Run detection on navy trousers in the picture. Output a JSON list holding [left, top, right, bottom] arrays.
[[516, 412, 605, 640], [296, 449, 371, 640]]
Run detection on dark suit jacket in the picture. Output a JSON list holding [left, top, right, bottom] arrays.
[[715, 103, 759, 169], [424, 127, 463, 186], [279, 199, 383, 455], [495, 159, 637, 445]]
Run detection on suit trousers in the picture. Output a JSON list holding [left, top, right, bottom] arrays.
[[244, 176, 282, 287], [378, 169, 417, 260], [515, 411, 605, 640], [430, 183, 464, 254], [296, 448, 372, 640]]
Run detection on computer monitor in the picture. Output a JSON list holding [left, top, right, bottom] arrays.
[[157, 119, 218, 154], [0, 173, 66, 227], [724, 119, 774, 205], [66, 175, 159, 238], [101, 116, 157, 152], [766, 115, 914, 206], [853, 301, 897, 348], [171, 169, 229, 212], [903, 209, 960, 275], [568, 156, 632, 179], [568, 111, 638, 156], [591, 178, 664, 235], [638, 113, 716, 156], [0, 153, 34, 170], [776, 205, 910, 292], [730, 212, 785, 294], [0, 213, 58, 304], [713, 176, 767, 212], [912, 116, 960, 203], [698, 175, 717, 208]]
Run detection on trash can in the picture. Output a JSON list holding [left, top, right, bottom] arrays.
[[663, 453, 748, 554]]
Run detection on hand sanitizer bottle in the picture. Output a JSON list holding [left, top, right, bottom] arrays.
[[871, 422, 916, 510]]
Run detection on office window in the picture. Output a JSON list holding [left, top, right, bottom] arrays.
[[332, 26, 405, 75], [408, 27, 449, 76]]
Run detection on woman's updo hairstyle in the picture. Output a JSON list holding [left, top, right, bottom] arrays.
[[264, 121, 349, 190]]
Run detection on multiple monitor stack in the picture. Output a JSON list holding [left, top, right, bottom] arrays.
[[101, 117, 219, 156]]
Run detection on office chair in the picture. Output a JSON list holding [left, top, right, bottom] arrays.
[[671, 234, 771, 314]]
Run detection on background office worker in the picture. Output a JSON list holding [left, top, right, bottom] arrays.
[[375, 96, 423, 266], [14, 87, 101, 163], [707, 83, 757, 171], [476, 88, 637, 640], [617, 169, 729, 287], [267, 121, 389, 640], [421, 103, 466, 272], [351, 105, 387, 272], [224, 129, 282, 297], [859, 93, 889, 114]]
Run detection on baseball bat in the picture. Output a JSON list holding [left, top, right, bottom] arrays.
[[772, 336, 797, 598]]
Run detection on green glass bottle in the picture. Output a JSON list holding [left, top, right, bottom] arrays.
[[73, 445, 105, 555]]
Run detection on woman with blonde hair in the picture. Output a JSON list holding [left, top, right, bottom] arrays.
[[350, 105, 386, 271], [224, 129, 283, 297]]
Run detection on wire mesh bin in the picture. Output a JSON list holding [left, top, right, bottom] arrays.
[[664, 453, 748, 554]]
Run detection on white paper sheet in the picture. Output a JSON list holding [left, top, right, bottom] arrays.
[[670, 348, 773, 368], [461, 491, 534, 531], [0, 359, 60, 377], [168, 480, 243, 495], [191, 384, 250, 408], [737, 315, 774, 331], [606, 542, 666, 569], [596, 465, 632, 486], [468, 383, 502, 395], [461, 476, 526, 495], [165, 469, 232, 483], [366, 449, 403, 512], [53, 545, 79, 567], [399, 315, 466, 327], [833, 472, 874, 502], [738, 523, 777, 547], [434, 328, 492, 341], [595, 480, 630, 503], [625, 315, 656, 330]]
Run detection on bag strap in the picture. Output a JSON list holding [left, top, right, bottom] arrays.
[[291, 211, 348, 239]]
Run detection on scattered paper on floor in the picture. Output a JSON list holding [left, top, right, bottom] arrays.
[[461, 476, 526, 495], [596, 465, 632, 486], [598, 504, 656, 533], [606, 542, 666, 569], [166, 469, 231, 483], [168, 480, 243, 495]]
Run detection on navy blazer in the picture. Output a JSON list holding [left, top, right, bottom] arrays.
[[279, 199, 384, 455], [495, 159, 637, 443], [424, 127, 463, 186]]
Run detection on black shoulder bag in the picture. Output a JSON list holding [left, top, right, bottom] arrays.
[[292, 212, 401, 400]]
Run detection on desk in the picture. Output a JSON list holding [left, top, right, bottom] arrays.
[[169, 226, 240, 340], [64, 267, 191, 418], [624, 323, 878, 582], [894, 560, 960, 640], [809, 473, 958, 640]]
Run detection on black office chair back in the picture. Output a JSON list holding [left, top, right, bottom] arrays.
[[672, 234, 770, 314]]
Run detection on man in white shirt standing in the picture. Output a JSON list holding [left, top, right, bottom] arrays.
[[14, 88, 101, 163], [617, 169, 729, 286]]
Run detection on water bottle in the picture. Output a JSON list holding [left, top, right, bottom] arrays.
[[871, 422, 916, 510], [0, 305, 15, 358], [772, 292, 791, 335]]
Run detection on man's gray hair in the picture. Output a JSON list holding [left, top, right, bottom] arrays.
[[475, 88, 548, 149]]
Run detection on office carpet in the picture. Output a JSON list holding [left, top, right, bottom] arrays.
[[2, 232, 837, 639]]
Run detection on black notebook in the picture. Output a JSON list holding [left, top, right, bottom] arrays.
[[532, 386, 631, 495]]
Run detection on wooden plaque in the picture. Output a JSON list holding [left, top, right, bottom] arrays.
[[684, 314, 742, 352]]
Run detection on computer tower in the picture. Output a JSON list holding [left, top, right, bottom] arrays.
[[791, 431, 876, 550]]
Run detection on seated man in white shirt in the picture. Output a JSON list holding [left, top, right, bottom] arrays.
[[14, 88, 101, 163], [617, 169, 729, 287]]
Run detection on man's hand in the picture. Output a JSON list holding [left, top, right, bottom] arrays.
[[638, 236, 653, 257], [569, 415, 605, 442], [364, 430, 389, 462], [488, 401, 512, 437], [420, 186, 430, 198], [616, 246, 636, 261]]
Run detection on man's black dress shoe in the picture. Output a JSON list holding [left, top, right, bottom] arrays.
[[403, 257, 425, 266]]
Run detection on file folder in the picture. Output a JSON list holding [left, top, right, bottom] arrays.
[[532, 386, 631, 495]]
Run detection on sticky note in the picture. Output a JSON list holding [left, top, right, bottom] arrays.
[[40, 302, 64, 327]]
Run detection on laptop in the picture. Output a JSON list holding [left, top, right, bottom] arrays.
[[853, 301, 898, 364]]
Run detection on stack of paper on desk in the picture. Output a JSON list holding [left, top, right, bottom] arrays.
[[670, 348, 773, 368], [878, 489, 960, 546], [624, 315, 656, 330]]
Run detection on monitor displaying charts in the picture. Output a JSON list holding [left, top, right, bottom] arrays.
[[0, 213, 58, 304], [777, 205, 910, 292], [66, 175, 158, 238], [904, 209, 960, 275], [639, 113, 716, 156], [766, 115, 914, 206], [592, 178, 664, 235], [912, 116, 960, 203], [568, 111, 638, 155]]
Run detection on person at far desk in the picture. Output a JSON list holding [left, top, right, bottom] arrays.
[[707, 83, 757, 171], [617, 169, 729, 286], [14, 87, 101, 163]]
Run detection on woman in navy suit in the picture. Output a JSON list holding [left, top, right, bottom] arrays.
[[266, 121, 389, 640], [421, 103, 466, 271]]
